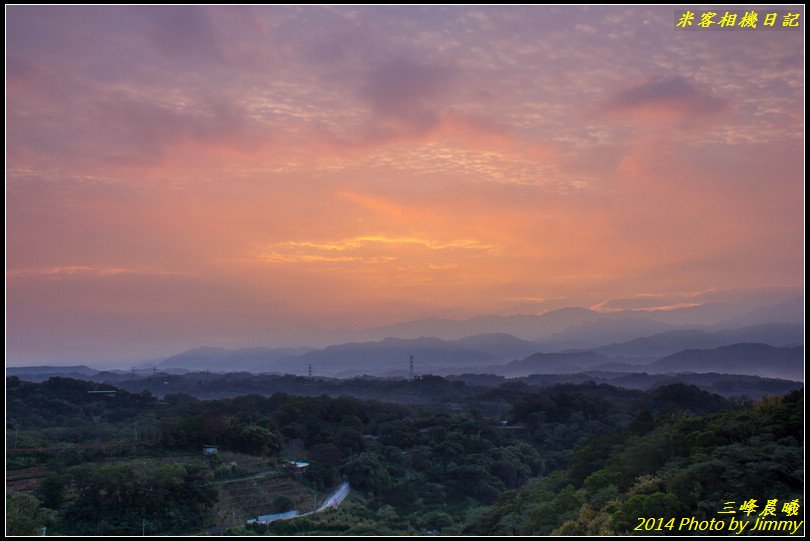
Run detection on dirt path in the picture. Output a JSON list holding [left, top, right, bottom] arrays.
[[213, 469, 278, 484]]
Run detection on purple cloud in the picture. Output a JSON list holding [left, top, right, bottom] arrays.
[[605, 76, 727, 120], [361, 58, 457, 134], [145, 6, 223, 61]]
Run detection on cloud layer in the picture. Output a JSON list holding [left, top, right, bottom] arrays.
[[6, 6, 804, 362]]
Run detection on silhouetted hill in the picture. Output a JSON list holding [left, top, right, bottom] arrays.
[[449, 333, 540, 360], [651, 343, 803, 380], [158, 346, 313, 372], [335, 297, 797, 344], [7, 365, 99, 376], [347, 307, 600, 342], [636, 383, 730, 415], [159, 346, 233, 368], [500, 351, 609, 376], [596, 323, 802, 358], [518, 372, 802, 400], [272, 336, 501, 375], [6, 365, 100, 382], [541, 317, 679, 349], [153, 335, 539, 376], [713, 297, 803, 328]]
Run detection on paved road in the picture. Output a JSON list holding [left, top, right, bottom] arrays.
[[251, 482, 351, 524], [316, 482, 350, 512]]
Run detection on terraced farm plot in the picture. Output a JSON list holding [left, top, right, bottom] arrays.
[[213, 476, 315, 526], [6, 465, 51, 492], [215, 451, 274, 476]]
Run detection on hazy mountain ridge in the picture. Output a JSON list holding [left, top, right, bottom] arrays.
[[12, 341, 803, 384], [144, 298, 803, 375], [6, 365, 99, 376], [159, 345, 314, 372], [497, 351, 610, 376], [271, 337, 501, 374], [711, 297, 803, 329], [150, 334, 539, 375], [308, 297, 802, 345], [9, 298, 803, 378], [651, 343, 803, 380], [596, 323, 803, 358]]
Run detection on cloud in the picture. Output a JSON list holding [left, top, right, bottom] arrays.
[[96, 94, 267, 165], [604, 76, 728, 124], [336, 191, 407, 221], [258, 234, 495, 266], [268, 235, 493, 254], [7, 265, 184, 279], [145, 6, 224, 61], [5, 7, 803, 362], [590, 293, 703, 312], [261, 254, 368, 264], [361, 58, 457, 136]]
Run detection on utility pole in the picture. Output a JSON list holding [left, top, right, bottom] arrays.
[[409, 355, 414, 380]]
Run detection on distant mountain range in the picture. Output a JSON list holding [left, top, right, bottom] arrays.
[[495, 351, 610, 377], [596, 323, 802, 358], [6, 365, 100, 378], [7, 365, 99, 376], [650, 343, 803, 381], [294, 296, 802, 346], [8, 296, 802, 381], [9, 341, 803, 400], [159, 346, 313, 372], [156, 334, 540, 376], [710, 297, 803, 329], [467, 343, 802, 381], [140, 325, 803, 381]]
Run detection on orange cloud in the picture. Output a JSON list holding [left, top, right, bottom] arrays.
[[336, 191, 407, 221], [258, 234, 495, 263], [7, 265, 184, 279]]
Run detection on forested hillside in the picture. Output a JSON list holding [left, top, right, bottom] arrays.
[[465, 390, 803, 535], [5, 376, 802, 535]]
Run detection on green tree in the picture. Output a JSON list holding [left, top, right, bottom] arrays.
[[235, 425, 281, 455], [37, 473, 68, 509], [612, 492, 686, 533], [344, 452, 392, 494], [6, 492, 55, 535], [271, 495, 295, 513]]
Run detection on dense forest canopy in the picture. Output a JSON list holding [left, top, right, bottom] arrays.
[[5, 375, 804, 535]]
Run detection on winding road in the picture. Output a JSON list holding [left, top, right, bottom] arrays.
[[249, 482, 351, 525]]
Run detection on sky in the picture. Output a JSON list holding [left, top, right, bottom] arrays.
[[6, 6, 805, 363]]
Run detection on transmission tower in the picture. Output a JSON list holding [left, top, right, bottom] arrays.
[[308, 364, 312, 377], [409, 355, 414, 380]]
